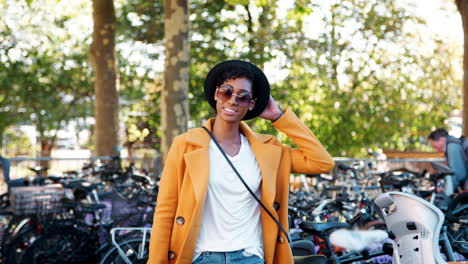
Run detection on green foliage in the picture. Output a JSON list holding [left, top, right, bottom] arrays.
[[1, 0, 462, 158], [0, 0, 93, 153], [120, 82, 161, 151], [3, 127, 35, 156], [114, 0, 164, 152], [117, 43, 162, 151], [1, 0, 160, 155], [0, 26, 27, 141], [25, 51, 93, 135], [1, 48, 93, 149], [271, 0, 461, 156], [116, 0, 164, 44], [114, 0, 461, 157], [188, 0, 312, 125]]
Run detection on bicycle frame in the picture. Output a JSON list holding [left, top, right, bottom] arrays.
[[110, 227, 152, 264]]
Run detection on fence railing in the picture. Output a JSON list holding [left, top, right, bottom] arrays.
[[6, 156, 160, 181], [0, 155, 446, 193], [4, 156, 446, 179], [332, 157, 446, 175], [333, 157, 445, 162]]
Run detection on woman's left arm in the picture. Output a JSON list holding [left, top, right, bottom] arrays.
[[272, 108, 335, 174], [259, 96, 334, 174]]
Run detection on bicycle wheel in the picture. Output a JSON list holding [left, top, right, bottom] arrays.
[[99, 238, 149, 264], [22, 220, 99, 264], [3, 216, 41, 264]]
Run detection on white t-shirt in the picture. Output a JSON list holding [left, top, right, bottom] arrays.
[[193, 134, 263, 262]]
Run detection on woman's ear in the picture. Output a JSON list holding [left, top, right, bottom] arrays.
[[249, 99, 256, 111]]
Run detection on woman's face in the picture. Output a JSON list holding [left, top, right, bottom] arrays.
[[214, 77, 255, 123]]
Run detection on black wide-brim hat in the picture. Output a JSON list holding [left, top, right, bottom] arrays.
[[204, 60, 270, 120]]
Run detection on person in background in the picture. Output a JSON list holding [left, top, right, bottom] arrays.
[[428, 128, 467, 195]]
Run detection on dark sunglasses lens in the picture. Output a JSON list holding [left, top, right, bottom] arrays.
[[218, 88, 232, 101], [237, 94, 252, 107]]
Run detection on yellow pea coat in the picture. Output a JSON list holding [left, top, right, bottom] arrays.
[[147, 109, 335, 264]]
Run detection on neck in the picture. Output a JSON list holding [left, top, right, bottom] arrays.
[[211, 118, 241, 144]]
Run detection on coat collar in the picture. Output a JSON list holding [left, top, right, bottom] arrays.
[[184, 118, 282, 207], [185, 118, 275, 147]]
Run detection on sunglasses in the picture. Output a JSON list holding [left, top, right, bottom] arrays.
[[216, 85, 255, 108]]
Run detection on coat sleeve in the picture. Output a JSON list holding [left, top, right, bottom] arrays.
[[148, 137, 181, 264], [272, 108, 335, 174]]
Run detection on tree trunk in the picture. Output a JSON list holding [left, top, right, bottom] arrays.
[[160, 0, 190, 162], [125, 140, 134, 158], [39, 138, 53, 174], [456, 0, 468, 136], [90, 0, 120, 156]]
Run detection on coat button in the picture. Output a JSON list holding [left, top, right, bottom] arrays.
[[277, 235, 285, 243], [168, 250, 176, 260], [273, 201, 280, 211], [176, 216, 185, 225]]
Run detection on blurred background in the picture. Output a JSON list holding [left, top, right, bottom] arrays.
[[1, 1, 468, 263], [0, 0, 464, 177]]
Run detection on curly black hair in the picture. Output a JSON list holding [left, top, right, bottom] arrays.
[[213, 65, 257, 99]]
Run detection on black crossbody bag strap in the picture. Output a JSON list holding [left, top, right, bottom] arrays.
[[202, 126, 291, 244]]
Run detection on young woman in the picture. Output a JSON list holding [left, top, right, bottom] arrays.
[[147, 60, 334, 264]]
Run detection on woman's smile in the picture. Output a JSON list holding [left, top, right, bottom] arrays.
[[223, 107, 238, 114]]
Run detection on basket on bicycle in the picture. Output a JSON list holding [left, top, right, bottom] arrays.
[[9, 185, 72, 216], [110, 189, 153, 227]]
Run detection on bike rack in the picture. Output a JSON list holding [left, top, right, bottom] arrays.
[[110, 227, 152, 264]]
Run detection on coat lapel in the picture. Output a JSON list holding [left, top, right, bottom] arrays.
[[184, 121, 212, 203], [184, 148, 210, 203], [241, 123, 283, 262], [253, 143, 281, 208], [240, 122, 282, 208]]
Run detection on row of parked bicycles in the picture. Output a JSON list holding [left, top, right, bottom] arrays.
[[288, 160, 467, 263], [0, 156, 157, 264], [0, 156, 466, 263]]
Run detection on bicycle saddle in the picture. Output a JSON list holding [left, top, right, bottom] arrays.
[[28, 166, 49, 173]]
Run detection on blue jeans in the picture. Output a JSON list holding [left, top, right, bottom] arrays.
[[193, 250, 264, 264]]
